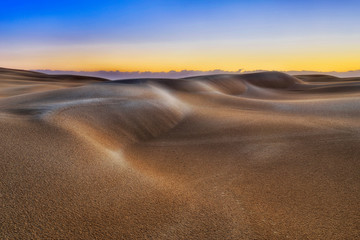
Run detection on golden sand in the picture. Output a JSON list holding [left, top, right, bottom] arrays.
[[1, 67, 359, 239]]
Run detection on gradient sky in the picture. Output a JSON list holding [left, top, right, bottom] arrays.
[[1, 0, 359, 72]]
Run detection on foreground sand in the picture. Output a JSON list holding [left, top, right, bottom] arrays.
[[1, 67, 360, 239]]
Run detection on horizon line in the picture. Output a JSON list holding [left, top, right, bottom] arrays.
[[32, 68, 360, 80]]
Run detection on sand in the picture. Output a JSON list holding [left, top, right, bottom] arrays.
[[1, 67, 360, 239]]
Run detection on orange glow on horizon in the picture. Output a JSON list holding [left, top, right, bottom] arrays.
[[1, 38, 359, 73]]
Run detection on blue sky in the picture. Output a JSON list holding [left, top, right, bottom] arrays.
[[1, 0, 359, 71]]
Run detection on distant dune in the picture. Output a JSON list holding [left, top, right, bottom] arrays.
[[36, 69, 360, 80], [1, 67, 360, 239]]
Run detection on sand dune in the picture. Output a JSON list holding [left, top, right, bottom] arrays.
[[1, 68, 360, 239]]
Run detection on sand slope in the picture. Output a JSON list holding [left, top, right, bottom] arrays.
[[1, 68, 360, 239]]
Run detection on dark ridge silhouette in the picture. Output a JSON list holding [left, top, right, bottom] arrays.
[[0, 67, 108, 82]]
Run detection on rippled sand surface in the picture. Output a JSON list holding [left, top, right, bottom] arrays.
[[1, 67, 360, 239]]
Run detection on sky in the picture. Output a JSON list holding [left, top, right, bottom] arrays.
[[1, 0, 359, 73]]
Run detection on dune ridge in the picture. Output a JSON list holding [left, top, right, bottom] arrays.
[[1, 68, 360, 239]]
